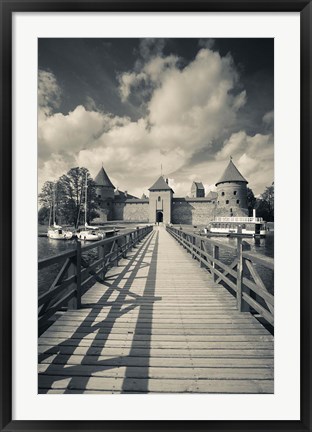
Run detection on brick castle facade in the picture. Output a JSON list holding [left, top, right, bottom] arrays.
[[94, 159, 248, 225]]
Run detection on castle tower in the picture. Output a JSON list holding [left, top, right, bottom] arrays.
[[94, 166, 115, 200], [190, 181, 205, 198], [148, 176, 174, 224], [94, 166, 115, 221], [215, 159, 248, 216]]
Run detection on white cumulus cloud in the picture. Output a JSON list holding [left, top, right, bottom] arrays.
[[38, 46, 273, 197]]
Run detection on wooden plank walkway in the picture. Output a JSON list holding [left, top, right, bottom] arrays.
[[38, 226, 274, 394]]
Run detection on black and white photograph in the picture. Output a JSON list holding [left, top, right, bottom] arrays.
[[38, 38, 274, 394]]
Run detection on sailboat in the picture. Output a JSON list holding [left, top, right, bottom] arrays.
[[47, 185, 73, 240], [77, 174, 105, 241]]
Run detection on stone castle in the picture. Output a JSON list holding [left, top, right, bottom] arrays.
[[94, 159, 248, 225]]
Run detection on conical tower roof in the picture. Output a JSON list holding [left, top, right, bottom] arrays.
[[94, 166, 115, 189], [216, 159, 248, 186], [149, 176, 173, 192]]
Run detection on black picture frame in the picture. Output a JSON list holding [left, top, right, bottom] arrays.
[[0, 0, 311, 430]]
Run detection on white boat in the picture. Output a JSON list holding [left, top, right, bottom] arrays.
[[47, 185, 73, 240], [77, 226, 104, 241], [48, 224, 74, 240], [206, 212, 267, 238], [77, 174, 105, 242]]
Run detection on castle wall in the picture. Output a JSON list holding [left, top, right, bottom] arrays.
[[124, 202, 149, 222], [172, 199, 217, 225]]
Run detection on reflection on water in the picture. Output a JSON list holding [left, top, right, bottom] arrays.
[[38, 237, 77, 258]]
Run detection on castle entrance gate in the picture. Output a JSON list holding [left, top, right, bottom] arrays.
[[156, 211, 163, 223]]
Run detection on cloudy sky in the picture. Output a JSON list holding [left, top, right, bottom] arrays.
[[38, 38, 274, 197]]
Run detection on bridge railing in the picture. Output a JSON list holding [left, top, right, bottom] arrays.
[[166, 225, 274, 327], [38, 225, 153, 335]]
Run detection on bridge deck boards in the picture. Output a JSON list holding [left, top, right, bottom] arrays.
[[38, 226, 274, 394]]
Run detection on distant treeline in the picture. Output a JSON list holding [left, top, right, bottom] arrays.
[[247, 182, 274, 222]]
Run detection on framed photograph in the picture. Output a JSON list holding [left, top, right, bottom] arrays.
[[1, 0, 311, 430]]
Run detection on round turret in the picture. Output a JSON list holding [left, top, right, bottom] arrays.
[[215, 159, 248, 216]]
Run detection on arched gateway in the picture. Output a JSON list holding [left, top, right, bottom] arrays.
[[156, 211, 163, 223]]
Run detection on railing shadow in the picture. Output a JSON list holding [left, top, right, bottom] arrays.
[[38, 229, 160, 393]]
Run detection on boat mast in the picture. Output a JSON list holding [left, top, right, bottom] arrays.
[[53, 184, 56, 225], [85, 172, 88, 226], [48, 201, 52, 228]]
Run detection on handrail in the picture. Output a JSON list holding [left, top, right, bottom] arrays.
[[166, 225, 274, 327], [38, 225, 153, 334]]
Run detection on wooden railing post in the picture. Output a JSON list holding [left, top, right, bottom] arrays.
[[98, 243, 106, 280], [76, 240, 81, 309], [212, 245, 219, 282], [236, 238, 243, 311], [67, 257, 77, 310], [199, 240, 204, 267], [236, 239, 249, 312]]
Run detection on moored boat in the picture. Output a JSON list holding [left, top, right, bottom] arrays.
[[77, 224, 105, 241], [47, 185, 73, 240], [77, 174, 105, 242], [48, 224, 74, 240], [205, 214, 267, 238]]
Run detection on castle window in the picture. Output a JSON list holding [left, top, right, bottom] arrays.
[[98, 194, 101, 198], [218, 201, 219, 204], [226, 200, 229, 204], [234, 191, 237, 195], [213, 201, 215, 204], [221, 192, 225, 196], [236, 200, 240, 204], [158, 196, 161, 202]]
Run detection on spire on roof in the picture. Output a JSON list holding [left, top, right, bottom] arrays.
[[94, 166, 115, 189], [215, 159, 248, 186], [149, 175, 174, 192]]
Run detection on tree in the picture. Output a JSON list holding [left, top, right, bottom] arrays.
[[246, 187, 257, 216], [38, 206, 50, 225], [255, 182, 274, 222], [38, 180, 54, 209], [261, 183, 274, 216], [57, 167, 99, 227], [38, 180, 64, 225]]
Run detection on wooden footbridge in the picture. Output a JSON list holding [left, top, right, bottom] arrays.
[[38, 225, 274, 394]]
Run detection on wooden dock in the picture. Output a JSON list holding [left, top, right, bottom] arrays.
[[38, 226, 274, 394]]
